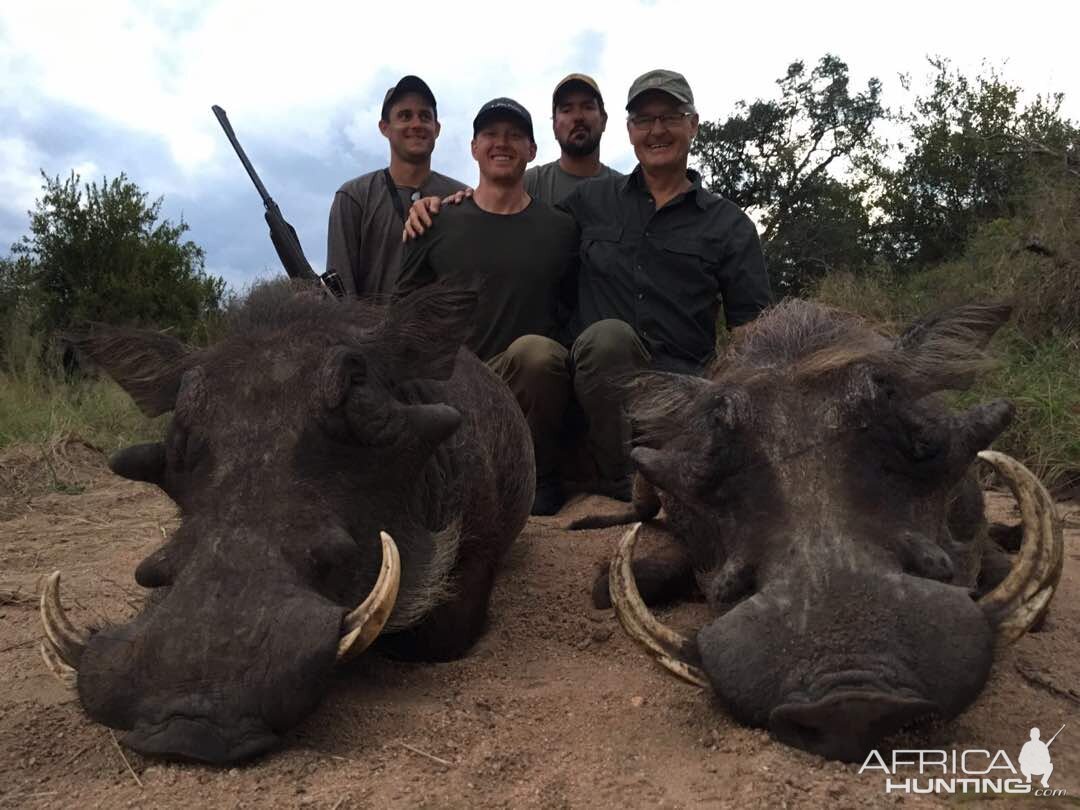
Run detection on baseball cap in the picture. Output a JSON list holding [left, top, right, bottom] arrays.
[[381, 75, 437, 121], [552, 73, 605, 110], [625, 69, 695, 112], [473, 97, 535, 141]]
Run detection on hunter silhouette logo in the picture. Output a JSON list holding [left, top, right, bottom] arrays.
[[859, 724, 1067, 797], [1018, 725, 1064, 788]]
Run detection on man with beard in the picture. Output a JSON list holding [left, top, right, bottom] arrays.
[[326, 75, 466, 297], [524, 74, 621, 205], [395, 99, 579, 516]]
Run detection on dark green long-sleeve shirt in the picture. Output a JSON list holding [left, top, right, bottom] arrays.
[[559, 166, 771, 372]]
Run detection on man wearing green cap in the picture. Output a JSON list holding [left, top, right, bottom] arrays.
[[524, 73, 622, 205], [554, 68, 771, 496]]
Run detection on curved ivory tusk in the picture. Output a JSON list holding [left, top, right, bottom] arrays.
[[337, 531, 401, 662], [40, 642, 77, 689], [40, 571, 88, 667], [609, 523, 709, 688], [976, 451, 1063, 645]]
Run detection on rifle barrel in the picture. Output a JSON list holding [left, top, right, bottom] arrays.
[[1046, 724, 1065, 747], [212, 105, 273, 206]]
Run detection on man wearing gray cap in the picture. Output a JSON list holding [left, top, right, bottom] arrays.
[[396, 98, 579, 516], [557, 68, 771, 497], [524, 73, 622, 205], [326, 75, 466, 297]]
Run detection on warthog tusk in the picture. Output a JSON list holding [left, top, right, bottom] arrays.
[[976, 451, 1063, 645], [40, 571, 87, 670], [337, 531, 401, 662], [609, 523, 709, 688], [40, 642, 77, 689]]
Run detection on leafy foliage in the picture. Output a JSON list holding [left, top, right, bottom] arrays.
[[874, 58, 1079, 268], [692, 54, 885, 293], [7, 172, 226, 345]]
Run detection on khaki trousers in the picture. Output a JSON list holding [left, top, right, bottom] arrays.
[[487, 320, 650, 480]]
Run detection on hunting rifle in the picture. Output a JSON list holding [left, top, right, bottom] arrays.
[[212, 105, 344, 298]]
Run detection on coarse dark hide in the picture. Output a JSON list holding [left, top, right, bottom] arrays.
[[591, 299, 1062, 762], [41, 282, 534, 764]]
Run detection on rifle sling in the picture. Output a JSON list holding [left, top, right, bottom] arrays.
[[383, 169, 423, 223]]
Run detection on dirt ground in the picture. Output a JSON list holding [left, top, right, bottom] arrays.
[[1, 438, 1077, 809]]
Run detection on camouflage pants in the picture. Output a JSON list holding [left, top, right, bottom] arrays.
[[487, 319, 651, 480]]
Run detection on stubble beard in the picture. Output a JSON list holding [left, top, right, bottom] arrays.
[[558, 131, 602, 158]]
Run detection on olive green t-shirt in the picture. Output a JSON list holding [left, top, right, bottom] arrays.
[[523, 160, 622, 206], [396, 198, 578, 360]]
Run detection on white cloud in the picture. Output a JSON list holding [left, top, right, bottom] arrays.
[[2, 0, 1078, 283]]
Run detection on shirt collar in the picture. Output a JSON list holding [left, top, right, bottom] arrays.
[[625, 165, 714, 210]]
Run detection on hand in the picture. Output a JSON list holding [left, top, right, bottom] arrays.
[[402, 188, 473, 241]]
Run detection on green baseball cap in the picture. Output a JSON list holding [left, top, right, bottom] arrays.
[[626, 69, 695, 111]]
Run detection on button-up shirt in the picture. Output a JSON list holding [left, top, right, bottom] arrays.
[[559, 166, 771, 372]]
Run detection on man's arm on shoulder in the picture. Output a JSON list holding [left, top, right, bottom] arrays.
[[719, 211, 772, 328], [327, 188, 363, 296], [395, 224, 442, 298]]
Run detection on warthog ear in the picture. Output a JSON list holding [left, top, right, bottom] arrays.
[[109, 442, 167, 486], [895, 302, 1012, 393], [383, 286, 478, 381], [625, 372, 712, 447], [66, 326, 192, 416], [631, 446, 693, 493]]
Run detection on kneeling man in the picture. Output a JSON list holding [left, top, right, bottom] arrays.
[[396, 98, 577, 515]]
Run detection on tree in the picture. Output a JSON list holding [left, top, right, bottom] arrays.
[[692, 54, 885, 294], [875, 58, 1079, 268], [8, 171, 226, 343]]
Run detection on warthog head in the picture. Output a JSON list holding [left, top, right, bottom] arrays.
[[609, 300, 1062, 761], [40, 285, 479, 763]]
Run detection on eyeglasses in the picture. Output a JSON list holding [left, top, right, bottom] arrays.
[[627, 112, 694, 131], [630, 111, 695, 131]]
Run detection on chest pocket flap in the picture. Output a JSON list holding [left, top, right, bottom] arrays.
[[581, 225, 623, 243], [662, 236, 711, 260]]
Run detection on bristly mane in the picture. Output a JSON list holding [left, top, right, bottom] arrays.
[[221, 280, 390, 338], [628, 299, 1009, 448], [709, 298, 1006, 394]]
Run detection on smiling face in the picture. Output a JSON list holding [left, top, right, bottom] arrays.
[[471, 118, 536, 184], [553, 87, 607, 158], [379, 92, 441, 164], [627, 90, 698, 173]]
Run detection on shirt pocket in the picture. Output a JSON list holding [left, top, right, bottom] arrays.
[[581, 225, 624, 277], [660, 237, 718, 298]]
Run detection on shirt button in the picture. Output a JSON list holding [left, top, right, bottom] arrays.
[[637, 293, 644, 300]]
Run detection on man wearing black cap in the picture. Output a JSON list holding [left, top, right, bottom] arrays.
[[326, 75, 466, 297], [396, 98, 579, 515], [524, 73, 621, 205]]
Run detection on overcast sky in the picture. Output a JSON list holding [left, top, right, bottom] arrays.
[[2, 0, 1077, 291]]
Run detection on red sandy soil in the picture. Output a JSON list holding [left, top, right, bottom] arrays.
[[1, 438, 1077, 809]]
